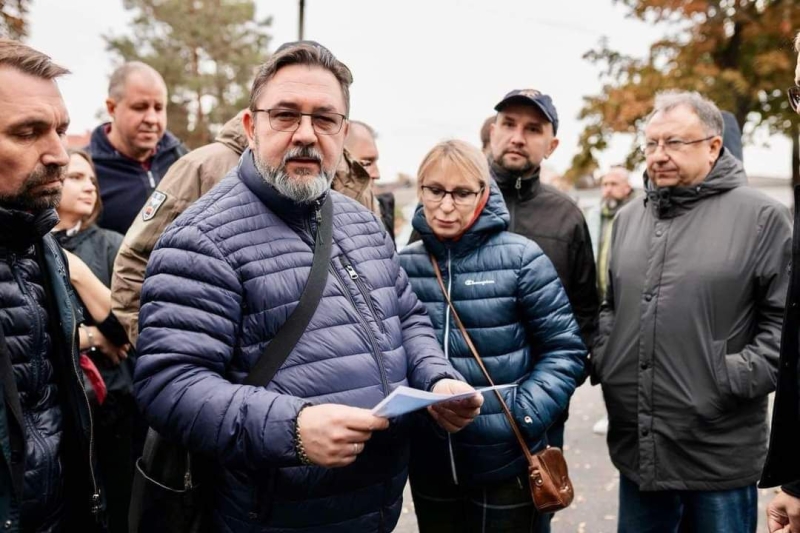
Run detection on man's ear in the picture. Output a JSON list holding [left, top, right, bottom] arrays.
[[545, 137, 560, 159], [242, 110, 257, 150], [105, 98, 116, 119], [708, 135, 723, 163]]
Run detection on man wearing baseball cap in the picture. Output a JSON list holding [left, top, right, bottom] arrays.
[[488, 89, 598, 362], [487, 91, 597, 532]]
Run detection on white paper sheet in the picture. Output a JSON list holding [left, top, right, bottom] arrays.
[[370, 384, 517, 418]]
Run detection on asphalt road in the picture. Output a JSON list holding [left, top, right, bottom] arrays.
[[394, 383, 778, 533]]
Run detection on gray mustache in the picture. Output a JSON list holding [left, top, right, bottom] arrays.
[[283, 146, 322, 165]]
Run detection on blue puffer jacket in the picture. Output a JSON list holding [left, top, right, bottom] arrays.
[[134, 150, 459, 533], [0, 207, 103, 532], [398, 183, 587, 486]]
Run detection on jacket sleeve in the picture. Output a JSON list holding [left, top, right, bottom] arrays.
[[569, 219, 600, 352], [134, 224, 307, 471], [105, 230, 123, 281], [111, 157, 208, 346], [391, 235, 462, 391], [724, 205, 791, 400], [783, 480, 800, 498], [514, 242, 588, 441]]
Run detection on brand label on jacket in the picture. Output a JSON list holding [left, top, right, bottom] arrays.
[[465, 279, 495, 286]]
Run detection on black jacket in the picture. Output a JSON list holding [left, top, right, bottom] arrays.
[[0, 207, 104, 531], [376, 191, 395, 245], [53, 225, 122, 288], [53, 225, 130, 386], [88, 124, 188, 235], [492, 165, 599, 351], [760, 186, 800, 497]]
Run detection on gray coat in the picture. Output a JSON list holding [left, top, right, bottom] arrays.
[[593, 150, 791, 491]]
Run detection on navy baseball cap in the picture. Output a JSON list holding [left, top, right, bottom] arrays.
[[494, 89, 559, 134]]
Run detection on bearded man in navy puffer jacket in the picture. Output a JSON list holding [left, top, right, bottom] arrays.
[[134, 41, 482, 533], [0, 39, 105, 532]]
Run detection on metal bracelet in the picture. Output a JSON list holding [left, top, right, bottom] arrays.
[[295, 404, 313, 466]]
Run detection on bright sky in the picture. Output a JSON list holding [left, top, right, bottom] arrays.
[[28, 0, 793, 182]]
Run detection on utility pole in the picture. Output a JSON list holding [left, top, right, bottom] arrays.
[[298, 0, 305, 40]]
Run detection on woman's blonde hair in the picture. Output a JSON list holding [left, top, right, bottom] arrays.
[[66, 148, 103, 229], [417, 140, 489, 197]]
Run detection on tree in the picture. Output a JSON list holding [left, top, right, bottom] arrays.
[[568, 0, 800, 186], [105, 0, 271, 148], [1, 0, 31, 40]]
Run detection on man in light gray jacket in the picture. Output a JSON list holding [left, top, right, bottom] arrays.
[[593, 90, 791, 533]]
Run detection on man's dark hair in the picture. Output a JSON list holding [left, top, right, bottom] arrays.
[[249, 41, 353, 114], [0, 38, 69, 79]]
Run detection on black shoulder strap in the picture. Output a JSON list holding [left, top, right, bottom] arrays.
[[243, 195, 334, 386], [0, 321, 26, 500]]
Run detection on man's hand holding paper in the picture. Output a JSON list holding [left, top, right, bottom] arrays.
[[428, 379, 484, 433]]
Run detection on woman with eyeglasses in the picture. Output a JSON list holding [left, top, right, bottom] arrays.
[[398, 140, 587, 532], [52, 149, 135, 533]]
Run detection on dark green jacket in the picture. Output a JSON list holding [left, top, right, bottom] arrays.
[[595, 150, 790, 491]]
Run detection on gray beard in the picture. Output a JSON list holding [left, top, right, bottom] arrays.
[[253, 147, 333, 204]]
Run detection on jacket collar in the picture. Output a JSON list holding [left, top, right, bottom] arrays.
[[237, 149, 328, 226], [643, 148, 746, 219], [413, 180, 509, 260], [88, 122, 183, 162], [52, 224, 96, 250], [0, 206, 59, 251], [215, 110, 248, 156], [490, 161, 542, 201]]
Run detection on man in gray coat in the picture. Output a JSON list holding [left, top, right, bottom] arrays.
[[593, 91, 791, 533]]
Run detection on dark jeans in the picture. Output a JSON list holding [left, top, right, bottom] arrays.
[[618, 475, 757, 533], [412, 474, 546, 533]]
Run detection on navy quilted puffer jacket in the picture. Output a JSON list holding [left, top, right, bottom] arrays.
[[134, 150, 459, 533], [398, 183, 587, 486], [0, 207, 103, 531]]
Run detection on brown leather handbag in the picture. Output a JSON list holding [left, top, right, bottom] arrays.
[[430, 256, 575, 513]]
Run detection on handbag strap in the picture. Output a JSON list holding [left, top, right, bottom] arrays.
[[243, 196, 334, 386], [430, 255, 535, 465]]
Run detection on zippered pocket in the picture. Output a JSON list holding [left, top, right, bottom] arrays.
[[338, 256, 385, 334]]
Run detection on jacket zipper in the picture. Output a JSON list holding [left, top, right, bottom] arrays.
[[441, 251, 459, 486], [146, 170, 156, 189], [64, 280, 101, 514], [508, 177, 522, 232], [330, 264, 390, 396], [339, 256, 385, 334]]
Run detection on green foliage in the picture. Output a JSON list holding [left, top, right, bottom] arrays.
[[570, 0, 800, 184], [0, 0, 30, 40], [105, 0, 271, 148]]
